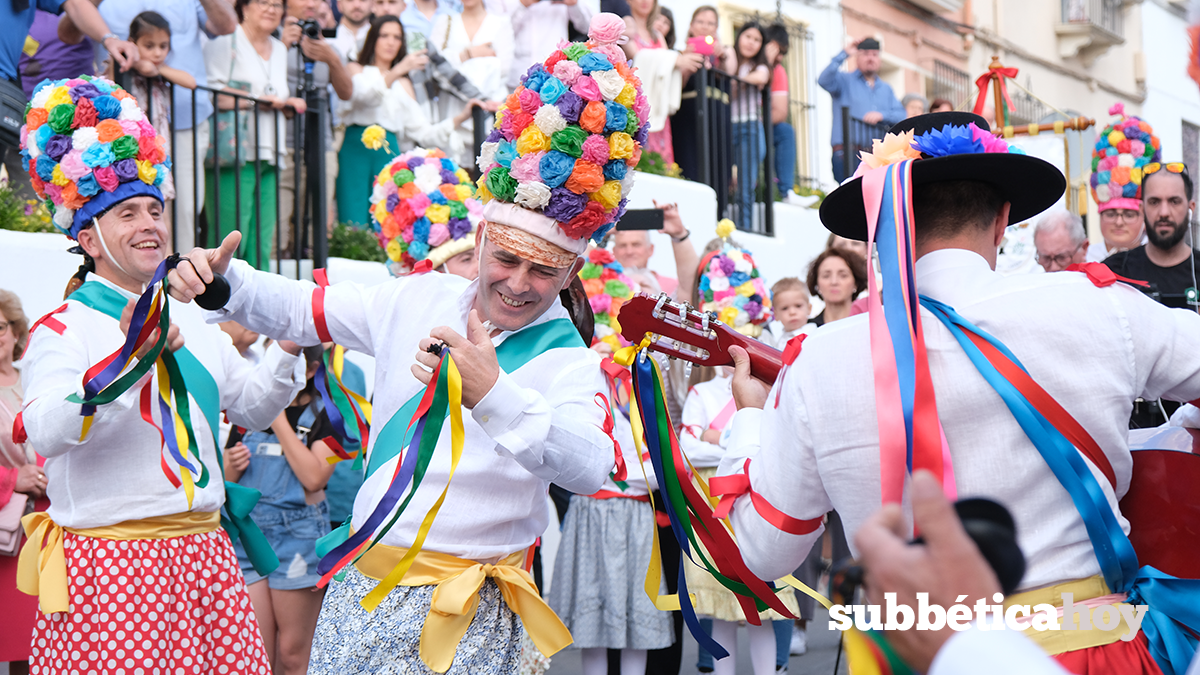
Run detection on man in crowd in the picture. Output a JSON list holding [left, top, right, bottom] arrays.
[[720, 112, 1200, 672], [818, 36, 906, 182], [88, 0, 239, 252], [332, 0, 372, 60], [18, 78, 305, 673], [1103, 162, 1200, 309], [764, 24, 803, 204], [1033, 210, 1089, 272], [279, 0, 353, 249]]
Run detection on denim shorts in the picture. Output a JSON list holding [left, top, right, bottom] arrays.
[[236, 500, 331, 590]]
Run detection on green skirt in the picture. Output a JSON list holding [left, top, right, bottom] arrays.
[[204, 162, 278, 271], [336, 125, 400, 228]]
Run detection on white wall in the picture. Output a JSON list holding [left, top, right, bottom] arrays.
[[1141, 0, 1200, 161]]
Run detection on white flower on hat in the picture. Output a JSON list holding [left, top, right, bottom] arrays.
[[709, 276, 730, 292], [595, 323, 614, 338], [1117, 154, 1135, 168], [30, 86, 51, 109], [593, 70, 626, 101], [477, 141, 499, 174], [1095, 184, 1111, 203], [734, 310, 750, 327], [534, 105, 567, 136], [119, 98, 142, 121], [620, 172, 635, 198], [72, 127, 99, 152], [514, 181, 551, 210], [371, 180, 389, 204], [734, 257, 752, 274], [53, 207, 74, 232], [413, 163, 442, 194]]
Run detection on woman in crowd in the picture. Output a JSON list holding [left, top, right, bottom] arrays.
[[203, 0, 304, 270], [805, 247, 867, 326], [0, 290, 44, 675], [729, 22, 774, 230], [654, 6, 675, 49], [685, 6, 734, 71], [225, 344, 337, 675], [336, 16, 481, 226]]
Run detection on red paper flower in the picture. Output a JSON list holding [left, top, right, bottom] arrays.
[[589, 248, 615, 264], [561, 201, 606, 239], [72, 98, 98, 129]]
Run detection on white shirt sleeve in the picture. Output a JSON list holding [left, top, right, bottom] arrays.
[[678, 386, 727, 468], [491, 15, 516, 84], [930, 625, 1071, 675], [217, 338, 306, 431], [204, 34, 234, 90]]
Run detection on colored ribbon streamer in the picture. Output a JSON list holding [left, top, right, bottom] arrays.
[[972, 66, 1019, 121], [922, 295, 1200, 675], [709, 459, 822, 535], [314, 345, 373, 467]]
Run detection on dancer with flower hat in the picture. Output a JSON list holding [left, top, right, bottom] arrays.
[[16, 76, 307, 674], [717, 110, 1200, 674], [368, 145, 483, 279], [168, 14, 652, 673], [1086, 103, 1160, 262]]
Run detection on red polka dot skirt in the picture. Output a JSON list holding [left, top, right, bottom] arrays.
[[30, 529, 271, 675]]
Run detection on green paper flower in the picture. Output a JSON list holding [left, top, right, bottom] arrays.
[[623, 113, 640, 137], [449, 201, 468, 219], [594, 312, 611, 326], [604, 279, 630, 297], [486, 166, 518, 202], [551, 126, 589, 159], [393, 168, 415, 186], [564, 43, 590, 61], [48, 104, 76, 134], [580, 262, 602, 279], [111, 135, 140, 161]]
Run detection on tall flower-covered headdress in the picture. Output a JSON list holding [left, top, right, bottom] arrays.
[[1089, 103, 1160, 212], [696, 219, 771, 338], [369, 147, 482, 275], [21, 76, 171, 238], [579, 248, 633, 350], [475, 13, 650, 268]]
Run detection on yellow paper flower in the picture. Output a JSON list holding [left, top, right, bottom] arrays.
[[386, 237, 403, 261], [361, 124, 390, 152], [45, 87, 72, 110], [455, 168, 471, 184], [455, 184, 473, 201], [1107, 130, 1127, 146], [516, 126, 551, 154], [590, 180, 622, 210], [426, 204, 451, 224], [476, 175, 493, 203], [608, 132, 634, 160], [736, 281, 756, 297], [373, 199, 389, 223], [137, 160, 157, 185], [718, 306, 739, 326], [616, 84, 636, 108], [50, 164, 70, 187], [857, 131, 921, 171], [716, 219, 735, 240]]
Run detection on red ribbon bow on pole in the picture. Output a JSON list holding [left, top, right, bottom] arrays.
[[972, 66, 1019, 122]]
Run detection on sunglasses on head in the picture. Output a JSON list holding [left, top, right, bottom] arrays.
[[1143, 162, 1189, 177]]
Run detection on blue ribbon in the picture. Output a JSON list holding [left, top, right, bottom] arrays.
[[921, 295, 1200, 675]]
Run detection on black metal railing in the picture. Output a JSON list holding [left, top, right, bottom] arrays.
[[933, 60, 970, 110], [1062, 0, 1123, 37], [674, 67, 775, 236], [116, 71, 329, 279], [840, 106, 889, 181]]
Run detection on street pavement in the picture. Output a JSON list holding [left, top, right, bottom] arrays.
[[546, 607, 850, 675]]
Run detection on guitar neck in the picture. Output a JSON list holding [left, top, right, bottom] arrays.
[[724, 331, 783, 384]]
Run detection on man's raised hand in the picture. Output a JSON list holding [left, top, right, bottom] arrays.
[[120, 300, 184, 358], [411, 310, 500, 408], [167, 232, 241, 304]]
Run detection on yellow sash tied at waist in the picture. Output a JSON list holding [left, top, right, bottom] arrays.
[[1004, 574, 1133, 654], [355, 543, 573, 674], [18, 510, 221, 614]]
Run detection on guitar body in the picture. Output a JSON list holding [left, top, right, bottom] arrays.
[[1121, 447, 1200, 580], [616, 293, 784, 383]]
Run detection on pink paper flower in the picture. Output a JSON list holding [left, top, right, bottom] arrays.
[[970, 123, 1009, 154], [571, 76, 602, 102], [408, 192, 432, 216], [428, 222, 450, 247], [93, 166, 118, 192], [581, 134, 610, 164], [1129, 140, 1145, 158], [59, 150, 89, 181], [510, 151, 545, 182], [553, 60, 583, 86], [1098, 155, 1118, 172], [593, 43, 626, 67], [588, 13, 627, 45], [633, 94, 650, 123], [119, 119, 141, 137]]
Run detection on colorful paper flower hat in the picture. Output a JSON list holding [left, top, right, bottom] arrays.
[[1090, 103, 1160, 212], [475, 12, 650, 268], [369, 147, 482, 276], [21, 76, 171, 238], [579, 247, 634, 350], [697, 220, 772, 338]]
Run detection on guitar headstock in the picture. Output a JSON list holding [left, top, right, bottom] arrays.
[[616, 293, 730, 367]]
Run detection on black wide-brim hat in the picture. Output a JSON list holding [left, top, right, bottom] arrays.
[[819, 112, 1067, 241]]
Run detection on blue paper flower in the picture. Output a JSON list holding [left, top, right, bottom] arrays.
[[76, 173, 100, 196], [591, 221, 616, 243], [429, 191, 448, 205], [912, 124, 983, 158], [540, 150, 576, 189], [413, 216, 431, 241], [408, 240, 430, 260], [604, 102, 627, 133], [495, 140, 517, 168], [82, 143, 115, 168], [540, 77, 568, 105], [523, 65, 550, 93], [603, 159, 627, 181], [35, 157, 55, 181], [92, 95, 122, 120], [579, 53, 614, 74], [728, 271, 750, 287]]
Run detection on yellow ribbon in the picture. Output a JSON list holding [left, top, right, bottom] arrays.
[[1003, 575, 1132, 654], [332, 345, 374, 426], [360, 355, 467, 612], [355, 546, 572, 673], [18, 510, 220, 614]]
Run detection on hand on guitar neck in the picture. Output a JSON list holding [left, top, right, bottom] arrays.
[[730, 345, 771, 410]]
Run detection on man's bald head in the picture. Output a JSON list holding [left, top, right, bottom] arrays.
[[613, 230, 654, 269]]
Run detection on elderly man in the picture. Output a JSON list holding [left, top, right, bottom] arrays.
[[611, 202, 698, 301], [17, 77, 305, 673], [169, 19, 646, 673], [719, 112, 1200, 674], [818, 37, 906, 182], [1033, 210, 1089, 272]]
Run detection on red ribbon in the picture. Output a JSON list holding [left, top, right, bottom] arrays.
[[1065, 262, 1150, 289], [411, 259, 434, 275], [12, 409, 27, 445], [709, 458, 823, 535], [312, 268, 332, 343], [595, 392, 626, 482], [21, 304, 68, 360], [972, 67, 1019, 121], [774, 334, 807, 408]]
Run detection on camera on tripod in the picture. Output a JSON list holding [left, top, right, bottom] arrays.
[[296, 19, 337, 42]]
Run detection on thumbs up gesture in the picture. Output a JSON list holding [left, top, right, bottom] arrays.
[[413, 310, 500, 408]]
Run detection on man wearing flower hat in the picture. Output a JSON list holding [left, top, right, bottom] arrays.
[[1086, 104, 1158, 262], [716, 111, 1200, 674], [168, 14, 651, 673], [16, 77, 306, 673]]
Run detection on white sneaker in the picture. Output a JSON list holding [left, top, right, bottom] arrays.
[[789, 625, 808, 655]]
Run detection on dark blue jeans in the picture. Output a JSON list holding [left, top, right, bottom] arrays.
[[733, 120, 766, 230], [773, 121, 796, 194], [832, 148, 847, 184]]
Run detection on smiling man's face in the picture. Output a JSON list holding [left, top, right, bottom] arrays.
[[472, 232, 581, 332], [77, 196, 167, 289]]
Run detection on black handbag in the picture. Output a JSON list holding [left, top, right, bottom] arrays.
[[0, 77, 27, 149]]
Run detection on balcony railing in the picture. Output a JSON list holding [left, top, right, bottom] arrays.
[[1057, 0, 1123, 62], [1062, 0, 1123, 37]]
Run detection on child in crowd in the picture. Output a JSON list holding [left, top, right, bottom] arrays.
[[765, 277, 813, 348], [123, 11, 196, 231], [225, 345, 338, 675]]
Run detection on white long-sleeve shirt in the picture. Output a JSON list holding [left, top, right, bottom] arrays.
[[208, 261, 615, 561], [679, 373, 734, 470], [930, 625, 1071, 675], [502, 0, 594, 89], [21, 274, 305, 529], [339, 66, 461, 155], [719, 249, 1200, 587]]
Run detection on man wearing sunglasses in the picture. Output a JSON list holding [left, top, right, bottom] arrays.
[[1102, 162, 1200, 312]]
